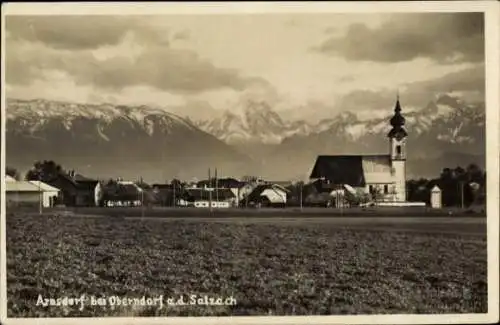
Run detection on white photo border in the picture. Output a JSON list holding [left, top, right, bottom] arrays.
[[1, 1, 499, 324]]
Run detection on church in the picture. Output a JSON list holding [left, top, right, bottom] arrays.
[[309, 96, 408, 202]]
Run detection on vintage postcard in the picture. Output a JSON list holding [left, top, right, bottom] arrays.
[[1, 1, 499, 324]]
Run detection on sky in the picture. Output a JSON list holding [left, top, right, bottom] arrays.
[[4, 11, 485, 122]]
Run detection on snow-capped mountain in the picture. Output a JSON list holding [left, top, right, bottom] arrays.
[[192, 94, 485, 179], [5, 98, 255, 182], [195, 100, 313, 145], [5, 94, 485, 181], [195, 94, 484, 150]]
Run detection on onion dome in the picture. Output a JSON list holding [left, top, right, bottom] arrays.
[[387, 96, 408, 139], [390, 98, 405, 127]]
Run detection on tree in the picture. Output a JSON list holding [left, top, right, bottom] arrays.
[[285, 181, 308, 206], [407, 178, 433, 204], [25, 160, 64, 182], [6, 166, 21, 180], [466, 163, 485, 185], [407, 162, 485, 208], [171, 178, 183, 190], [454, 166, 466, 181]]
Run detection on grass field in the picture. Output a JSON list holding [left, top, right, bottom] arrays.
[[20, 205, 486, 218], [6, 212, 487, 317]]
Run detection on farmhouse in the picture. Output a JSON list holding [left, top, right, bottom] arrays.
[[310, 96, 408, 203], [41, 170, 101, 207], [151, 183, 182, 206], [5, 176, 60, 208], [101, 180, 146, 207], [242, 184, 290, 208], [300, 180, 340, 207], [182, 188, 237, 208], [198, 177, 250, 206]]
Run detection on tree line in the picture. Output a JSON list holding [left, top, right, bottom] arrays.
[[406, 164, 486, 207]]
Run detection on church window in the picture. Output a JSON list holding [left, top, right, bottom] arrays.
[[396, 145, 402, 155]]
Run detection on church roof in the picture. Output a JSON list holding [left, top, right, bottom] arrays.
[[309, 154, 392, 187], [388, 96, 408, 138]]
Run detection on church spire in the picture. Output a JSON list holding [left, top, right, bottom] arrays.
[[388, 94, 407, 138], [395, 90, 401, 112]]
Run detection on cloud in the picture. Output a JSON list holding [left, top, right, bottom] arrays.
[[316, 13, 484, 64], [172, 29, 191, 41], [334, 64, 485, 113], [5, 16, 268, 94], [334, 89, 395, 113], [404, 64, 485, 94], [5, 15, 169, 50]]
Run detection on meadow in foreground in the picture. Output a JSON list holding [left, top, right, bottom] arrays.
[[6, 213, 487, 317]]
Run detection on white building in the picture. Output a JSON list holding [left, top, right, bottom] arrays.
[[6, 177, 60, 208], [430, 185, 442, 209], [309, 96, 408, 202]]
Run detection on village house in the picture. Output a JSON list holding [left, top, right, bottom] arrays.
[[309, 96, 408, 203], [196, 177, 247, 206], [242, 183, 290, 208], [152, 183, 176, 206], [5, 175, 60, 208], [182, 187, 237, 208], [100, 180, 147, 207], [46, 170, 101, 207]]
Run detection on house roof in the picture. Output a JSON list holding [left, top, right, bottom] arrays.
[[311, 179, 340, 193], [118, 181, 143, 192], [309, 154, 392, 187], [266, 181, 292, 187], [29, 181, 61, 192], [197, 178, 245, 189], [5, 175, 17, 182], [73, 174, 95, 182], [6, 181, 40, 192], [244, 184, 289, 203], [55, 173, 98, 191], [185, 188, 236, 201], [431, 185, 441, 193], [6, 180, 59, 193], [152, 184, 174, 190], [103, 182, 144, 201]]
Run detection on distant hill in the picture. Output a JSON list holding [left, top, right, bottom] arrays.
[[5, 94, 485, 182], [194, 94, 485, 180], [5, 98, 256, 182]]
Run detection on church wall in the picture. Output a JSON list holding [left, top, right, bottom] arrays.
[[365, 183, 398, 202], [391, 160, 407, 201], [390, 138, 407, 160]]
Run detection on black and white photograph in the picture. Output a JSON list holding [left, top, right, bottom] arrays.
[[1, 2, 499, 324]]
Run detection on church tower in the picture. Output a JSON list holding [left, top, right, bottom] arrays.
[[388, 94, 408, 202]]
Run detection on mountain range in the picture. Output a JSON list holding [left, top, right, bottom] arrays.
[[4, 94, 485, 182], [5, 98, 254, 182]]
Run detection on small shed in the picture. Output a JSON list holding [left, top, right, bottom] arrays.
[[6, 180, 60, 208], [430, 185, 442, 209]]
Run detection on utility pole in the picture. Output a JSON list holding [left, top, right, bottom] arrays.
[[215, 167, 219, 205], [141, 187, 145, 220], [461, 181, 465, 209], [245, 184, 249, 209], [340, 190, 344, 215], [299, 181, 303, 212], [38, 173, 43, 215], [173, 180, 176, 208], [208, 168, 212, 212]]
